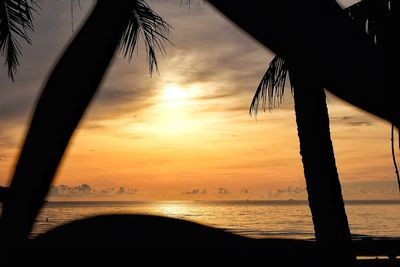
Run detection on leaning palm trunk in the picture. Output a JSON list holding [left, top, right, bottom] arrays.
[[250, 56, 355, 264], [290, 73, 355, 265], [0, 1, 137, 243], [1, 0, 169, 243]]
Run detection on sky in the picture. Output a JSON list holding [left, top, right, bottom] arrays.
[[0, 0, 398, 200]]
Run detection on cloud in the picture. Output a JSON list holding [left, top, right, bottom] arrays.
[[240, 188, 249, 194], [266, 181, 400, 200], [0, 0, 389, 194], [183, 188, 207, 195], [330, 116, 374, 127], [0, 129, 19, 162], [346, 121, 373, 127], [49, 184, 93, 195], [218, 187, 230, 194], [268, 186, 307, 199], [341, 180, 400, 197], [116, 186, 138, 195], [49, 184, 138, 198], [0, 1, 278, 131], [0, 130, 17, 149], [0, 95, 35, 122]]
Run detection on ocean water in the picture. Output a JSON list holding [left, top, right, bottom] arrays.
[[29, 200, 400, 239]]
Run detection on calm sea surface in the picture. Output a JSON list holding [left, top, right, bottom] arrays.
[[25, 200, 400, 239]]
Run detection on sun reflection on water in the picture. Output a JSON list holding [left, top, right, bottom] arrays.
[[155, 202, 191, 217]]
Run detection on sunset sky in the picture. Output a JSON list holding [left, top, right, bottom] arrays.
[[0, 0, 398, 200]]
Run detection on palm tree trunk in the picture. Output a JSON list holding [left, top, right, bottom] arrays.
[[208, 0, 398, 128], [0, 0, 136, 243], [291, 73, 355, 265]]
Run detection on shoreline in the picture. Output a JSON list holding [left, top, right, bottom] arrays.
[[42, 199, 400, 205]]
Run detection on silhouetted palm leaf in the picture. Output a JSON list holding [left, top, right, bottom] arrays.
[[249, 56, 292, 116], [0, 0, 170, 80], [120, 0, 171, 74], [0, 0, 36, 81]]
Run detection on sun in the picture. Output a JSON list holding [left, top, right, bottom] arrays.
[[149, 83, 198, 135], [162, 84, 187, 102]]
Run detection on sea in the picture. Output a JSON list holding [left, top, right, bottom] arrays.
[[26, 199, 400, 239]]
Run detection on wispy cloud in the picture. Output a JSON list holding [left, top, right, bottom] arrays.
[[267, 186, 307, 199], [330, 116, 374, 127], [218, 187, 230, 194], [183, 188, 207, 195], [0, 1, 395, 198]]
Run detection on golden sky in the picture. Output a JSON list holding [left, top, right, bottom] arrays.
[[0, 1, 398, 200]]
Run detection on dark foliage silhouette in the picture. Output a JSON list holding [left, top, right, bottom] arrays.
[[0, 0, 37, 80]]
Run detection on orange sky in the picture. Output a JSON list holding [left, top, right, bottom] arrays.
[[0, 1, 398, 200]]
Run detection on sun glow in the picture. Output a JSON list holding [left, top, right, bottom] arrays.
[[127, 82, 202, 136], [163, 84, 188, 102]]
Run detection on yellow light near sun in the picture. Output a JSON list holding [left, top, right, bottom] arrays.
[[123, 83, 202, 137], [163, 84, 187, 102], [147, 83, 195, 135]]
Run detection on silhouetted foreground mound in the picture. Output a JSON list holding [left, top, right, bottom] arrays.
[[23, 214, 319, 265], [3, 214, 399, 266]]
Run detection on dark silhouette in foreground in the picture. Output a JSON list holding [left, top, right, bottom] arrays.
[[0, 1, 399, 265], [2, 215, 398, 266], [0, 186, 9, 203]]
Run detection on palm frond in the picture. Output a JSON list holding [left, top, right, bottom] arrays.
[[119, 0, 171, 75], [0, 0, 37, 81], [249, 56, 292, 117]]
